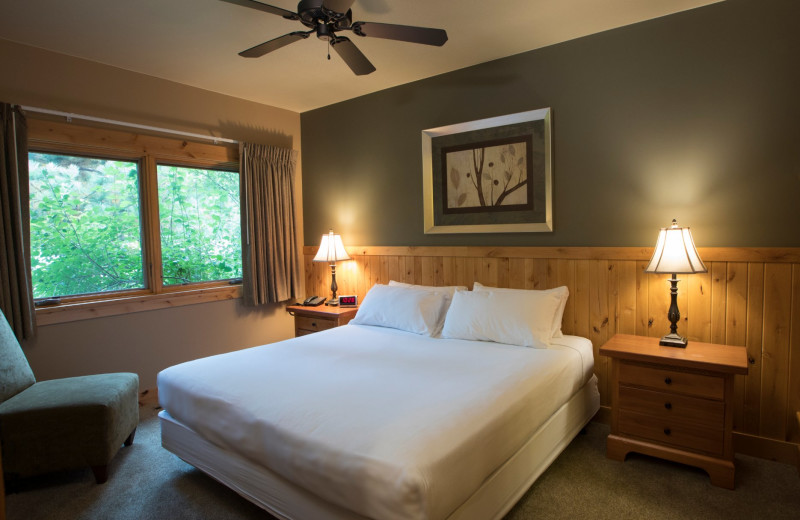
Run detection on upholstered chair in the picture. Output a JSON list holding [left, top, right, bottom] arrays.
[[0, 311, 139, 484]]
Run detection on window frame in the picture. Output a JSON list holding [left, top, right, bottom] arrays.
[[27, 118, 242, 325], [154, 161, 243, 289]]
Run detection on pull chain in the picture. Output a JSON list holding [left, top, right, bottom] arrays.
[[327, 38, 331, 60]]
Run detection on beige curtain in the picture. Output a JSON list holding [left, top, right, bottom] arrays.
[[240, 142, 301, 305], [0, 103, 36, 339]]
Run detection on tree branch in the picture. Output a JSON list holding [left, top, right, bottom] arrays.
[[472, 148, 487, 206], [42, 174, 132, 286], [493, 178, 528, 206]]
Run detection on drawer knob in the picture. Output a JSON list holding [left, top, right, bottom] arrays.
[[664, 376, 672, 385], [311, 322, 317, 327], [664, 402, 672, 410], [663, 427, 671, 436]]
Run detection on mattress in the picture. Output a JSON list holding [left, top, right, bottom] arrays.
[[158, 325, 594, 520], [160, 376, 599, 520]]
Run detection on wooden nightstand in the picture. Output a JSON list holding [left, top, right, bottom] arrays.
[[600, 334, 748, 489], [286, 305, 358, 337]]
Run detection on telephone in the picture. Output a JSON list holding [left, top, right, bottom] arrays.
[[302, 295, 326, 306]]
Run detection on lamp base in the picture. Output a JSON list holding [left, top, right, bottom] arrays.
[[325, 297, 339, 306], [659, 333, 688, 348]]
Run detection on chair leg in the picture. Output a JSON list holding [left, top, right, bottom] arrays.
[[90, 427, 135, 484], [124, 428, 136, 447], [91, 465, 108, 484]]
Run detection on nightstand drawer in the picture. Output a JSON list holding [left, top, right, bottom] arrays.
[[619, 385, 724, 427], [295, 316, 336, 333], [287, 305, 359, 338], [619, 410, 724, 456], [619, 362, 724, 400]]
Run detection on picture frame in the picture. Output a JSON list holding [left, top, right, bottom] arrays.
[[422, 108, 552, 234]]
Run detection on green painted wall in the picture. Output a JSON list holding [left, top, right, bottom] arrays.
[[301, 0, 800, 247]]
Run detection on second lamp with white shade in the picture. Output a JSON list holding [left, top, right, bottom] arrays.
[[645, 219, 707, 347], [313, 230, 351, 306]]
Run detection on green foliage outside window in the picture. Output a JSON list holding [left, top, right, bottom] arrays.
[[157, 165, 242, 285], [29, 153, 144, 298], [28, 153, 243, 299]]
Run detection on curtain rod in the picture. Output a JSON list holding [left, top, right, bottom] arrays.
[[19, 105, 238, 145]]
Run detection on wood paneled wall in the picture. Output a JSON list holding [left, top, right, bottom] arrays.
[[304, 246, 800, 448]]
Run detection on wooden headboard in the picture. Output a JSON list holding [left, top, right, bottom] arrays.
[[304, 245, 800, 459]]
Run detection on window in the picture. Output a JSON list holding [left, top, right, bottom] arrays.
[[157, 165, 242, 285], [29, 153, 144, 298], [27, 119, 241, 324]]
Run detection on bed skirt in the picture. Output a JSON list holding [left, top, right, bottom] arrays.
[[160, 374, 600, 520]]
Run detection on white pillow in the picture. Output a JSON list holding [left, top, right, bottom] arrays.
[[351, 284, 450, 336], [473, 282, 569, 338], [441, 289, 563, 348], [388, 280, 467, 299]]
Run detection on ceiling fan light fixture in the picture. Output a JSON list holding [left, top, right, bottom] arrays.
[[220, 0, 448, 75]]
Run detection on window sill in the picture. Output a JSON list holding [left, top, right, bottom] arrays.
[[35, 284, 243, 326]]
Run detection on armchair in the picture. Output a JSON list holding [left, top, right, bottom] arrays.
[[0, 311, 138, 484]]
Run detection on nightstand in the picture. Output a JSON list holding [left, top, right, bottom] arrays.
[[600, 334, 748, 489], [286, 304, 358, 337]]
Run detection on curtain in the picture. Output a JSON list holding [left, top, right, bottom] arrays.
[[0, 103, 36, 339], [240, 142, 301, 305]]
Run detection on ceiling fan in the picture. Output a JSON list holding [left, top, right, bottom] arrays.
[[220, 0, 448, 75]]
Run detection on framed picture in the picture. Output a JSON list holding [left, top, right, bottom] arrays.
[[422, 108, 552, 234]]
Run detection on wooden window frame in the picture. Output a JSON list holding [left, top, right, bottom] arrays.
[[27, 118, 242, 325]]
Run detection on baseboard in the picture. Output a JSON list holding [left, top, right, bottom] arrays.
[[593, 406, 799, 466], [733, 432, 798, 466], [138, 388, 161, 418], [592, 405, 611, 424], [796, 412, 800, 475]]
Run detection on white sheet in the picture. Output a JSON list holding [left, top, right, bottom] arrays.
[[549, 335, 594, 384], [159, 377, 599, 520], [158, 325, 592, 520]]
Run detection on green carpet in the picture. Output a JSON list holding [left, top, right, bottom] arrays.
[[6, 410, 799, 519]]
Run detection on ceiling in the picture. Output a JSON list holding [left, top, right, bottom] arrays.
[[0, 0, 721, 113]]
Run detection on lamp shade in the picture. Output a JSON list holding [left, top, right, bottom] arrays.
[[313, 230, 351, 263], [645, 219, 707, 274]]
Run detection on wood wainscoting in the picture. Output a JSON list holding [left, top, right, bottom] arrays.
[[304, 246, 800, 462]]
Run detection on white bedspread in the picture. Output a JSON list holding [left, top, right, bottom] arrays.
[[158, 325, 592, 520]]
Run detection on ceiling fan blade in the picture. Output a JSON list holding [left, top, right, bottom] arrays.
[[351, 22, 448, 46], [330, 37, 376, 76], [322, 0, 356, 13], [239, 31, 310, 58], [219, 0, 299, 20]]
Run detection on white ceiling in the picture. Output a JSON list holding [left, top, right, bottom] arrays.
[[0, 0, 721, 113]]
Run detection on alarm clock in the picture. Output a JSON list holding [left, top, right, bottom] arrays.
[[338, 295, 358, 307]]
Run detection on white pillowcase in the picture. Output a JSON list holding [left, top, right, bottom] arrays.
[[441, 288, 563, 348], [351, 284, 450, 336], [388, 280, 467, 299], [473, 282, 569, 338]]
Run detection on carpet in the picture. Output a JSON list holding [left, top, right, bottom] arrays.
[[6, 410, 799, 519]]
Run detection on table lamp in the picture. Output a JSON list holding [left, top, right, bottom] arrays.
[[645, 219, 707, 347], [313, 229, 351, 306]]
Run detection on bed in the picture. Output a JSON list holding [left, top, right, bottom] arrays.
[[158, 283, 600, 520]]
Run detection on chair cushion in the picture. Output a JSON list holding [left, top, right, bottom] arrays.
[[0, 312, 35, 403], [0, 372, 139, 476]]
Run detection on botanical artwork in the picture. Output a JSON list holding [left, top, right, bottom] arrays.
[[443, 140, 530, 213], [422, 108, 552, 233]]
